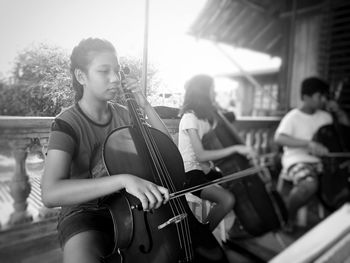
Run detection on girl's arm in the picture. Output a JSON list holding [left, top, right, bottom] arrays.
[[186, 128, 255, 162], [274, 133, 328, 156], [41, 149, 169, 210], [274, 132, 310, 148]]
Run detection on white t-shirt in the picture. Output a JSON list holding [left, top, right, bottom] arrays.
[[275, 108, 332, 170], [178, 112, 212, 173]]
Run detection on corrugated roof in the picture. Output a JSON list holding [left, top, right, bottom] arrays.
[[188, 0, 325, 56]]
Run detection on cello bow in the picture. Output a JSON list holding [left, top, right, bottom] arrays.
[[169, 166, 264, 200]]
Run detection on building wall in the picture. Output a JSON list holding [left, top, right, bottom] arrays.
[[232, 72, 280, 117], [289, 13, 323, 108]]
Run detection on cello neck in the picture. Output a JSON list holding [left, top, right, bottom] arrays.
[[214, 109, 244, 144], [120, 71, 149, 134]]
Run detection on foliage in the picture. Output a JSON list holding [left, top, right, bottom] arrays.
[[0, 43, 73, 116], [0, 43, 162, 116], [116, 55, 160, 105]]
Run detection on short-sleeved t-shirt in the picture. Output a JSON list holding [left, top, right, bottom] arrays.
[[178, 112, 212, 173], [275, 108, 332, 171], [47, 102, 130, 219]]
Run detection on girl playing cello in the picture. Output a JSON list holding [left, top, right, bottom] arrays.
[[178, 74, 256, 232], [41, 38, 170, 263]]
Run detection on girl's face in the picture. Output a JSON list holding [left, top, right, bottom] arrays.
[[82, 51, 121, 101]]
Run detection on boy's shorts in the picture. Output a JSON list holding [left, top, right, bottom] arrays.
[[284, 162, 323, 185]]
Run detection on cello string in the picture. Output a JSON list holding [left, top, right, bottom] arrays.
[[117, 97, 194, 257], [123, 92, 193, 258], [119, 80, 179, 193], [134, 106, 194, 259], [134, 107, 193, 257], [137, 0, 192, 255], [120, 56, 192, 259], [123, 93, 180, 196], [123, 92, 177, 192], [142, 130, 193, 259], [139, 116, 194, 257], [133, 108, 193, 259]]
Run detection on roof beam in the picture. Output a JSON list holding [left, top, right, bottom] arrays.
[[234, 0, 281, 16], [234, 0, 268, 13], [214, 43, 279, 105], [279, 3, 324, 18], [249, 20, 276, 47], [264, 34, 282, 52]]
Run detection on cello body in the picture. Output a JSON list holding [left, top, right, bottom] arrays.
[[103, 126, 228, 263], [313, 123, 350, 211], [202, 111, 287, 236]]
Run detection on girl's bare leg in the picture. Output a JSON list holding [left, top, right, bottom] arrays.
[[201, 186, 235, 231]]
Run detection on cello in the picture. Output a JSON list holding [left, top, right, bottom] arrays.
[[313, 103, 350, 211], [101, 75, 230, 262], [202, 110, 288, 236]]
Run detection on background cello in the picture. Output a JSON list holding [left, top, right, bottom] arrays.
[[313, 108, 350, 211], [312, 84, 350, 211], [202, 110, 288, 236]]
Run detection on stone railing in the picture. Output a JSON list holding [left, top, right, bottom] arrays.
[[233, 116, 281, 154], [0, 117, 54, 228], [0, 115, 281, 229]]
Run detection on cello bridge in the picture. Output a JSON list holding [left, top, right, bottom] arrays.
[[158, 213, 187, 230]]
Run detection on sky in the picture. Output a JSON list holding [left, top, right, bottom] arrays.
[[0, 0, 281, 93]]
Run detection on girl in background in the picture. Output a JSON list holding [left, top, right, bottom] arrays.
[[178, 74, 255, 232]]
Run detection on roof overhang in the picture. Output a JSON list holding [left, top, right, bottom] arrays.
[[188, 0, 325, 56]]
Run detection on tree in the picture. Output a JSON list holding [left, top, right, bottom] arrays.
[[0, 43, 73, 116], [9, 43, 73, 116], [117, 55, 161, 105], [0, 43, 162, 116]]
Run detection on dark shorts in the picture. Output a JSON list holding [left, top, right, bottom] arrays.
[[184, 169, 223, 197], [57, 208, 114, 250]]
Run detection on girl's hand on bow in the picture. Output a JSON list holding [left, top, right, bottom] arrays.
[[326, 100, 341, 113], [121, 174, 170, 211], [307, 141, 329, 156], [233, 144, 257, 160]]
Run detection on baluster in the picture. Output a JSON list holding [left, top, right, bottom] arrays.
[[40, 138, 49, 159], [239, 131, 246, 143], [254, 130, 262, 154], [259, 131, 270, 166], [261, 130, 269, 154], [8, 140, 33, 225], [246, 130, 253, 147]]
